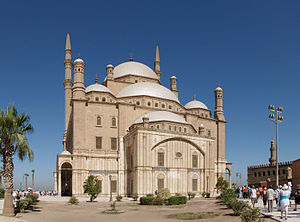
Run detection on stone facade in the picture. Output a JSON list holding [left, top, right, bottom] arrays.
[[292, 159, 300, 191], [54, 33, 229, 197], [247, 162, 292, 188]]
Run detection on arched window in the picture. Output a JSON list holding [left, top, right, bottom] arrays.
[[96, 116, 101, 126], [112, 117, 116, 127], [192, 154, 198, 168], [102, 97, 106, 102], [95, 97, 99, 101], [158, 152, 164, 166], [192, 175, 198, 191]]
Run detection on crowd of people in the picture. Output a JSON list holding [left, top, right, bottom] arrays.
[[233, 184, 300, 220]]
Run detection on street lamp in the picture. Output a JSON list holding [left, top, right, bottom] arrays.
[[268, 105, 283, 188], [109, 175, 112, 202]]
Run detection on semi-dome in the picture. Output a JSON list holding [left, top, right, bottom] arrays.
[[74, 58, 84, 63], [185, 100, 208, 110], [113, 61, 158, 79], [117, 82, 180, 103], [135, 111, 187, 124], [86, 83, 112, 94]]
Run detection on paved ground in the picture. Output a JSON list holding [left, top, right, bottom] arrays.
[[245, 198, 300, 221], [0, 197, 274, 222]]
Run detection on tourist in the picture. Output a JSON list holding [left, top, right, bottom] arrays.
[[243, 186, 248, 199], [250, 185, 257, 208], [239, 186, 243, 199], [274, 186, 279, 206], [288, 183, 292, 208], [279, 184, 290, 220], [267, 185, 275, 212], [278, 185, 283, 211], [256, 188, 260, 200], [262, 187, 267, 208], [294, 185, 300, 211], [259, 186, 263, 198], [155, 190, 158, 197]]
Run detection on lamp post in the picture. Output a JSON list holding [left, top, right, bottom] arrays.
[[268, 105, 283, 188], [109, 175, 112, 202]]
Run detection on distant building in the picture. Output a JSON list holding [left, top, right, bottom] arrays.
[[53, 33, 231, 197], [292, 159, 300, 190], [247, 140, 299, 188]]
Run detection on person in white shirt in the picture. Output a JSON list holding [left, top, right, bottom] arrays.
[[279, 184, 291, 220], [250, 185, 257, 208], [267, 185, 275, 212]]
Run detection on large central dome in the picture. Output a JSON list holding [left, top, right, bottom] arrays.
[[117, 82, 180, 103], [113, 61, 158, 80]]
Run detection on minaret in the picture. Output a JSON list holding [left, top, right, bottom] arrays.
[[72, 55, 85, 99], [106, 64, 114, 80], [269, 140, 276, 165], [214, 84, 225, 121], [154, 42, 161, 79], [170, 75, 178, 98], [64, 32, 72, 132]]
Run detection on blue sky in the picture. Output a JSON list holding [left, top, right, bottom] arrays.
[[0, 0, 300, 190]]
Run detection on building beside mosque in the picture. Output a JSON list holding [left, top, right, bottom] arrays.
[[53, 33, 231, 197], [247, 140, 300, 188]]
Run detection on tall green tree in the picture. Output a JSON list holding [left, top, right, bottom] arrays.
[[215, 177, 229, 193], [83, 175, 101, 202], [0, 105, 33, 216]]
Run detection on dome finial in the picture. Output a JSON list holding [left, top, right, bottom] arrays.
[[194, 92, 196, 100], [95, 74, 98, 83], [130, 53, 133, 61], [78, 53, 80, 59]]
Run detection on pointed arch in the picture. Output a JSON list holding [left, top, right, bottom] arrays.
[[151, 137, 205, 156]]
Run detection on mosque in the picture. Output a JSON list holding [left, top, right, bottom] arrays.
[[53, 33, 231, 197]]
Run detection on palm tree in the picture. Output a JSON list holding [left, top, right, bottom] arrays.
[[31, 169, 35, 189], [0, 104, 33, 216], [0, 169, 3, 189], [24, 173, 29, 191]]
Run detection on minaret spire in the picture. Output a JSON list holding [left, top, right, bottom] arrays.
[[65, 32, 71, 51], [155, 41, 160, 62], [63, 32, 73, 151], [154, 41, 161, 80]]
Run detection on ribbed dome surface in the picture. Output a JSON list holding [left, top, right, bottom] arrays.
[[86, 83, 112, 93], [135, 111, 187, 124], [117, 82, 180, 103], [185, 100, 208, 110], [113, 61, 158, 79]]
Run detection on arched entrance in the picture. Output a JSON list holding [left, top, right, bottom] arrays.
[[61, 162, 72, 196]]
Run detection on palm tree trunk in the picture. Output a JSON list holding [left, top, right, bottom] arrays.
[[25, 176, 27, 191], [32, 173, 34, 189], [2, 146, 14, 216]]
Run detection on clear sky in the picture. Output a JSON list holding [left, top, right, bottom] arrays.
[[0, 0, 300, 190]]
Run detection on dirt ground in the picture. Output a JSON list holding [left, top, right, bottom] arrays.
[[15, 198, 274, 222]]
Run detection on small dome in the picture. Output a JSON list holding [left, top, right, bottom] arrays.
[[185, 100, 208, 110], [106, 64, 114, 69], [135, 111, 187, 124], [113, 61, 158, 80], [215, 86, 223, 91], [117, 82, 180, 103], [170, 75, 177, 79], [86, 83, 112, 94], [74, 58, 84, 64], [61, 150, 71, 155]]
